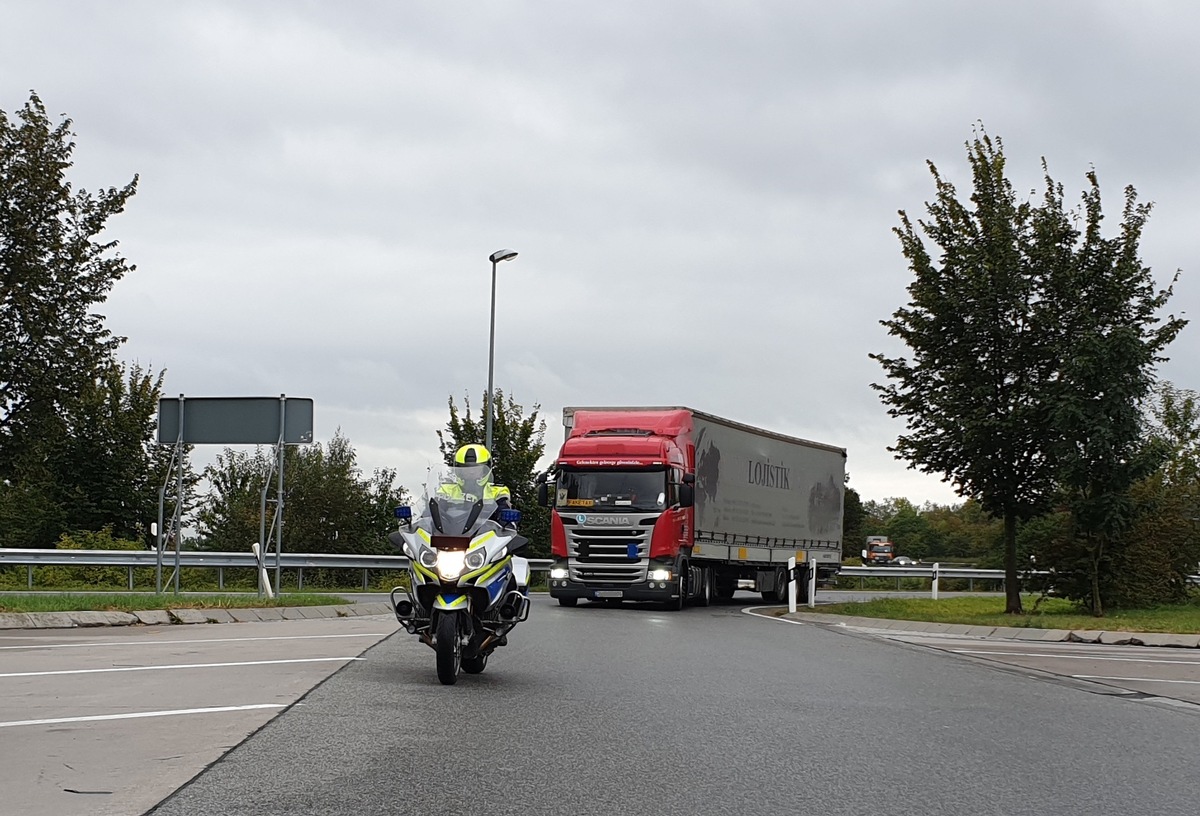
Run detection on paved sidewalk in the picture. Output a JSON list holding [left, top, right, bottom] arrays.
[[0, 601, 395, 630], [784, 609, 1200, 648]]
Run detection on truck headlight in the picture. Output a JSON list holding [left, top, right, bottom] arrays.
[[436, 550, 467, 580], [550, 568, 568, 580], [649, 568, 672, 582]]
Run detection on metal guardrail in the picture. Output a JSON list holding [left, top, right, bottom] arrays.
[[2, 550, 1195, 594], [0, 548, 552, 592]]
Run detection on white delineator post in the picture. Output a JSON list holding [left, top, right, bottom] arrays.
[[787, 555, 797, 614], [252, 542, 275, 599], [932, 561, 940, 601], [808, 556, 817, 609]]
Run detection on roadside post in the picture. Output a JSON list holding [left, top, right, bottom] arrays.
[[787, 555, 797, 614]]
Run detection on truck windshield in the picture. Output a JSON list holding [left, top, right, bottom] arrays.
[[556, 469, 667, 511], [871, 545, 892, 554]]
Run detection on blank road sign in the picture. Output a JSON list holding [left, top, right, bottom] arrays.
[[157, 397, 314, 445]]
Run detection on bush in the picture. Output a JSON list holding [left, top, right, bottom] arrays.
[[38, 528, 152, 589]]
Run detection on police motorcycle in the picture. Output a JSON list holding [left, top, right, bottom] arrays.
[[389, 463, 531, 685]]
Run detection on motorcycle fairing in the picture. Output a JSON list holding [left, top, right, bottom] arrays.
[[434, 592, 469, 610]]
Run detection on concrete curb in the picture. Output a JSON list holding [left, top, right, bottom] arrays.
[[0, 602, 396, 631], [784, 610, 1200, 648]]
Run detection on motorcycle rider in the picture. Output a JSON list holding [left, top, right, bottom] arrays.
[[439, 444, 513, 521]]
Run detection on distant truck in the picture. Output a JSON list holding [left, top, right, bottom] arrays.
[[862, 536, 898, 565], [538, 406, 846, 609]]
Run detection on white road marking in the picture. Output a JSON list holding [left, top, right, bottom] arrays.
[[0, 656, 364, 678], [0, 703, 286, 728], [1073, 675, 1200, 685], [742, 608, 806, 625], [951, 649, 1200, 666], [0, 632, 392, 651]]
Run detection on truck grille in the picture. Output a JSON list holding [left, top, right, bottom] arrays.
[[565, 521, 652, 584]]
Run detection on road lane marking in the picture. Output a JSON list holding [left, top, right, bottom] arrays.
[[741, 608, 806, 625], [0, 633, 392, 651], [0, 656, 364, 678], [1072, 675, 1200, 684], [951, 649, 1200, 666], [0, 703, 286, 728]]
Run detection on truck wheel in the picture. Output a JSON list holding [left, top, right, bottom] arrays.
[[760, 567, 789, 604], [557, 597, 578, 607], [693, 566, 710, 607], [773, 567, 790, 603], [797, 572, 810, 604], [435, 613, 461, 686], [713, 573, 736, 602], [664, 567, 686, 612]]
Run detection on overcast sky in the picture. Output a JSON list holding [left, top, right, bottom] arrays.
[[4, 1, 1199, 507]]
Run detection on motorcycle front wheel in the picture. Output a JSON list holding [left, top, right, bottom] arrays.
[[435, 613, 461, 685]]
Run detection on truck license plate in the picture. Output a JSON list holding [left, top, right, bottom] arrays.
[[595, 590, 624, 598]]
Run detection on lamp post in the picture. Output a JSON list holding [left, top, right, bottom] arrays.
[[486, 248, 518, 451]]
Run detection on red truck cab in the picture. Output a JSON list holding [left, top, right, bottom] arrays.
[[540, 409, 696, 608]]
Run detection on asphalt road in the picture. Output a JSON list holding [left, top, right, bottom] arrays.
[[2, 592, 1200, 816], [0, 617, 397, 816], [141, 595, 1200, 816], [881, 632, 1200, 706]]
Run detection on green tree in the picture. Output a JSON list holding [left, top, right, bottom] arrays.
[[0, 361, 187, 548], [841, 484, 865, 560], [193, 448, 265, 553], [872, 130, 1184, 613], [1036, 177, 1185, 615], [0, 92, 138, 482], [437, 389, 550, 558], [194, 431, 407, 567], [55, 362, 188, 544]]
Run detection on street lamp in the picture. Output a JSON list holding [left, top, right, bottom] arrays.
[[486, 248, 518, 451]]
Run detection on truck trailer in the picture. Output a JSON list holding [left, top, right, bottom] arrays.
[[538, 406, 846, 609]]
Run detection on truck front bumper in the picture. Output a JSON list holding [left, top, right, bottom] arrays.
[[548, 578, 678, 603]]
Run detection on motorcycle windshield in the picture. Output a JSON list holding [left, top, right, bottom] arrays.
[[421, 464, 500, 536]]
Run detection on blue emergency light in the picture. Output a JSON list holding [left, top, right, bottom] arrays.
[[500, 509, 521, 525], [394, 506, 412, 520]]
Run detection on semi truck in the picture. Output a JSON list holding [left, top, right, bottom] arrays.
[[538, 406, 846, 609], [862, 536, 898, 565]]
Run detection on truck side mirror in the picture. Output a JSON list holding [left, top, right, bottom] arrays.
[[682, 473, 695, 484], [678, 483, 694, 508], [537, 482, 549, 507]]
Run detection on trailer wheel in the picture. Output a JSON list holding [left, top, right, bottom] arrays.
[[713, 572, 736, 602], [761, 567, 789, 604]]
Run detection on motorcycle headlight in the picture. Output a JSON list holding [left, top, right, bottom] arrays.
[[465, 549, 487, 571], [436, 550, 467, 580], [418, 549, 438, 569]]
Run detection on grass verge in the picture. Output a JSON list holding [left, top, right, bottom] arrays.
[[810, 594, 1200, 634], [0, 592, 351, 614]]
